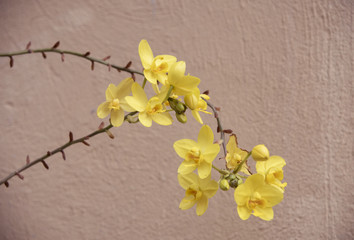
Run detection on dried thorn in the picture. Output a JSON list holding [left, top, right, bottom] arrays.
[[83, 51, 90, 57], [105, 130, 114, 139], [52, 41, 60, 49], [98, 122, 105, 130], [102, 55, 111, 61], [41, 52, 47, 59], [203, 90, 209, 95], [131, 73, 136, 81], [82, 140, 90, 146], [217, 126, 220, 133], [4, 181, 9, 188], [61, 53, 65, 62], [214, 112, 219, 118], [26, 155, 30, 165], [223, 129, 233, 134], [15, 172, 24, 180], [215, 107, 221, 111], [9, 56, 14, 68], [91, 61, 94, 71], [27, 49, 33, 53], [107, 64, 111, 71], [60, 150, 66, 160], [41, 160, 49, 169], [125, 61, 132, 68], [116, 68, 121, 72], [69, 131, 73, 142], [47, 151, 51, 156], [26, 41, 31, 50]]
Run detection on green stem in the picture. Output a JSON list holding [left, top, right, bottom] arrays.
[[0, 48, 144, 76], [232, 151, 252, 175], [212, 164, 229, 175], [162, 86, 174, 103], [142, 77, 147, 89]]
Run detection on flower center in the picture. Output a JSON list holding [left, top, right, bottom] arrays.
[[186, 183, 202, 200], [151, 57, 169, 73], [110, 98, 120, 110], [146, 97, 164, 115], [247, 192, 266, 210], [187, 147, 202, 164]]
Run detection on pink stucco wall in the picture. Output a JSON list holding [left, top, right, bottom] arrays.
[[0, 0, 353, 239]]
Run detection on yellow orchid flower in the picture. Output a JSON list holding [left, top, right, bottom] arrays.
[[97, 78, 135, 127], [256, 155, 287, 192], [125, 82, 172, 127], [178, 172, 218, 216], [185, 88, 211, 124], [225, 134, 251, 175], [173, 125, 220, 179], [234, 174, 283, 221], [167, 61, 200, 96], [139, 39, 177, 85]]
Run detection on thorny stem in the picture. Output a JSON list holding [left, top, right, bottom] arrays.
[[0, 48, 144, 76], [203, 98, 227, 158], [0, 112, 137, 187]]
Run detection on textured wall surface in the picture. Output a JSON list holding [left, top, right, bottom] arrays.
[[0, 0, 353, 239]]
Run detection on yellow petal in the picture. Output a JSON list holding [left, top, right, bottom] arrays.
[[197, 125, 214, 148], [202, 144, 220, 163], [155, 54, 177, 70], [226, 134, 238, 155], [178, 160, 197, 175], [139, 39, 153, 69], [110, 109, 124, 127], [138, 112, 152, 127], [168, 61, 186, 86], [200, 179, 218, 198], [173, 139, 198, 159], [191, 110, 203, 124], [257, 184, 283, 207], [106, 84, 117, 101], [119, 98, 136, 112], [151, 112, 173, 126], [196, 195, 208, 216], [156, 72, 168, 85], [197, 161, 212, 179], [179, 198, 196, 210], [178, 173, 198, 190], [237, 206, 252, 220], [253, 207, 274, 221], [115, 77, 134, 99], [125, 83, 147, 112], [144, 69, 158, 84], [173, 76, 200, 96], [97, 101, 111, 119]]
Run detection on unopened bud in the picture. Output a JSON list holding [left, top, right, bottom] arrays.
[[176, 113, 187, 123], [229, 176, 243, 188], [219, 179, 230, 191], [168, 98, 186, 114], [252, 144, 269, 161]]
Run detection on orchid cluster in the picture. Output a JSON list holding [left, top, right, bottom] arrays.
[[0, 39, 287, 221], [97, 40, 287, 221]]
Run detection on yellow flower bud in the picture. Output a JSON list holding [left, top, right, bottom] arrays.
[[219, 179, 230, 191], [252, 144, 269, 161], [176, 113, 187, 123]]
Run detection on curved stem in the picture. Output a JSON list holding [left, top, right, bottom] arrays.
[[0, 48, 144, 76], [203, 98, 227, 158], [0, 112, 137, 187]]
